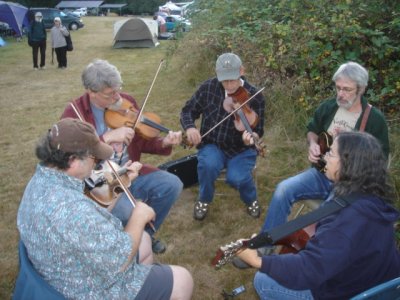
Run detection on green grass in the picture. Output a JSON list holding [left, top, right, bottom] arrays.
[[0, 15, 399, 299]]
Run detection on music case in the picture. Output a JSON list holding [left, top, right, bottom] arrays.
[[158, 154, 198, 188]]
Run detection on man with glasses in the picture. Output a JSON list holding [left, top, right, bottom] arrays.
[[61, 59, 183, 254], [234, 61, 389, 266]]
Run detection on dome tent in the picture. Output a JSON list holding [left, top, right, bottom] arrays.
[[113, 18, 159, 48]]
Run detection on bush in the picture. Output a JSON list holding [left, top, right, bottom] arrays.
[[187, 0, 400, 115]]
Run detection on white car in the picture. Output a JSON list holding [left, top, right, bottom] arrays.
[[72, 8, 87, 17]]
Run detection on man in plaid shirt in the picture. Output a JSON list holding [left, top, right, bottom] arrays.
[[180, 53, 266, 220]]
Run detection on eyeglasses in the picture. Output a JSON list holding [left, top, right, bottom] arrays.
[[325, 150, 338, 158], [335, 86, 356, 94], [97, 87, 122, 100]]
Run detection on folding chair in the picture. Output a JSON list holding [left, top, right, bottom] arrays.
[[350, 277, 400, 300], [12, 241, 65, 300]]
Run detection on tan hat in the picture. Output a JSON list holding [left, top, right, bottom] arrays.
[[49, 118, 113, 160], [54, 17, 61, 23], [215, 53, 242, 81]]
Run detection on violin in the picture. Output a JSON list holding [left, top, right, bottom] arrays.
[[224, 86, 259, 131], [223, 86, 266, 157], [104, 98, 190, 147], [105, 98, 163, 140], [84, 160, 131, 207]]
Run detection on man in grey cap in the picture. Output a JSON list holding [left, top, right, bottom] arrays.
[[180, 52, 266, 220], [28, 11, 47, 70]]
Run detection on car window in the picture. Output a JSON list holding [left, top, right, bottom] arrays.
[[60, 11, 67, 17]]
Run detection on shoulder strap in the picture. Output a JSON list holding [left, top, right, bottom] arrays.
[[248, 194, 359, 249], [359, 103, 372, 132]]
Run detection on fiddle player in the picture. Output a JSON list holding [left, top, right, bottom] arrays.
[[61, 59, 183, 254], [180, 52, 266, 220], [16, 118, 193, 299], [233, 132, 400, 299]]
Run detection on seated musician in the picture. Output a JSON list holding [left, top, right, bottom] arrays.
[[234, 131, 400, 299], [16, 118, 193, 299], [180, 52, 266, 221], [61, 59, 183, 254], [256, 61, 389, 254]]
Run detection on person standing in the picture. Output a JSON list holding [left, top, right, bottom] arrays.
[[50, 17, 69, 69], [61, 59, 184, 254], [16, 118, 193, 299], [28, 12, 46, 70], [153, 14, 167, 34], [180, 52, 266, 221]]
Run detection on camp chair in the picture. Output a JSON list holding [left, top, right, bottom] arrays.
[[350, 277, 400, 300], [12, 241, 65, 300]]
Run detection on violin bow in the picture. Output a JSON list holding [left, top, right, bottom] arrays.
[[201, 87, 265, 139], [70, 102, 157, 233], [131, 59, 165, 131]]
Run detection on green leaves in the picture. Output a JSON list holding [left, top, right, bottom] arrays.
[[188, 0, 400, 114]]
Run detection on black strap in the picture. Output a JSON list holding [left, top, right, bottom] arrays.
[[248, 195, 359, 249]]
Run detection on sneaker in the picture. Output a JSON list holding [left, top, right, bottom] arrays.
[[40, 66, 46, 70], [151, 238, 166, 254], [247, 200, 260, 218], [33, 67, 39, 70], [193, 201, 209, 220]]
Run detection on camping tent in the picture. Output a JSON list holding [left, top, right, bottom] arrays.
[[0, 1, 29, 37], [159, 1, 182, 16], [113, 18, 159, 48]]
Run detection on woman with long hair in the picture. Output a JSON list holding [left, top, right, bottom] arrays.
[[235, 131, 400, 300]]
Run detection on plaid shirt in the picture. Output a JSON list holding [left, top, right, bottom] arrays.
[[180, 77, 265, 157]]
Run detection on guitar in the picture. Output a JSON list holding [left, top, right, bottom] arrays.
[[313, 131, 333, 172], [211, 225, 315, 269]]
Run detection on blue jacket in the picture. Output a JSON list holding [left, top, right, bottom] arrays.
[[260, 194, 400, 300]]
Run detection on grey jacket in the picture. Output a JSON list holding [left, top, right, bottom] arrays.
[[51, 25, 69, 48]]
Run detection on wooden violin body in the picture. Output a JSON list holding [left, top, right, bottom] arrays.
[[84, 160, 131, 207], [105, 98, 162, 140], [105, 98, 190, 147], [223, 86, 266, 157], [225, 86, 259, 131]]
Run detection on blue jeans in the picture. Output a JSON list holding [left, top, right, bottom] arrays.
[[254, 271, 314, 299], [261, 167, 332, 232], [197, 144, 257, 205], [111, 170, 183, 236]]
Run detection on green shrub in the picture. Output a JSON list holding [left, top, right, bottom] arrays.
[[187, 0, 400, 115]]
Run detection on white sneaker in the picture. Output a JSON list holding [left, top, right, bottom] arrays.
[[33, 67, 39, 70], [40, 66, 46, 70]]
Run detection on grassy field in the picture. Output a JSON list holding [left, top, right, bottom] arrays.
[[0, 16, 284, 299], [1, 16, 398, 299]]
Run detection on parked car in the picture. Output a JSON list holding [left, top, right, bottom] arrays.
[[165, 15, 191, 32], [28, 8, 84, 30], [71, 8, 87, 17]]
